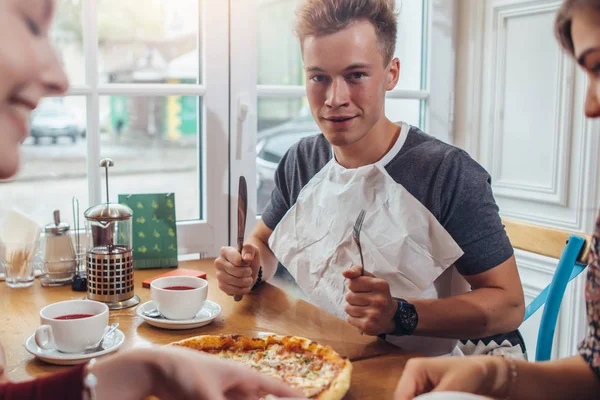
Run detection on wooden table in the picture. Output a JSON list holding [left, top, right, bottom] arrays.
[[0, 259, 417, 399]]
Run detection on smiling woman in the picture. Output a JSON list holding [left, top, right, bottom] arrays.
[[0, 0, 68, 178]]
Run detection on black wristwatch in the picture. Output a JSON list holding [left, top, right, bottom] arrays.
[[390, 297, 418, 336], [251, 266, 263, 291]]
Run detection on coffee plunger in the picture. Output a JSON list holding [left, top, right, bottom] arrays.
[[84, 158, 139, 309]]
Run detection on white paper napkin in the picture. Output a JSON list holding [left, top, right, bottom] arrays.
[[0, 208, 42, 266]]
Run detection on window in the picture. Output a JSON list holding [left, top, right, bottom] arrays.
[[1, 0, 229, 256]]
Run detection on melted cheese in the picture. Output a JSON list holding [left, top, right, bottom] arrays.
[[214, 344, 339, 397]]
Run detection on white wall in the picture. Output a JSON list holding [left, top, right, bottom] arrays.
[[455, 0, 600, 359]]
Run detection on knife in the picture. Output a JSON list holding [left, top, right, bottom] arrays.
[[234, 176, 248, 302]]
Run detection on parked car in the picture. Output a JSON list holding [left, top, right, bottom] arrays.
[[30, 100, 80, 145], [256, 106, 319, 212]]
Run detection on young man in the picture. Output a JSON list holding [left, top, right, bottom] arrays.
[[215, 0, 525, 357]]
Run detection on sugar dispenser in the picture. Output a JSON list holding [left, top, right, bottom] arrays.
[[40, 209, 76, 286]]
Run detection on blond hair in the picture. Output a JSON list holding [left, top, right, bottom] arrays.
[[294, 0, 398, 65], [555, 0, 600, 56]]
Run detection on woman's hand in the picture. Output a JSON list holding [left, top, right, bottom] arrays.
[[394, 356, 508, 400], [94, 346, 302, 400], [0, 344, 9, 384]]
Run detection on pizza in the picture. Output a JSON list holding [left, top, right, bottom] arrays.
[[170, 334, 352, 399]]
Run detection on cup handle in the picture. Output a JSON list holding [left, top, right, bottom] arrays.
[[35, 325, 57, 350]]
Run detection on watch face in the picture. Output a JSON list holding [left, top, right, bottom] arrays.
[[399, 305, 418, 331]]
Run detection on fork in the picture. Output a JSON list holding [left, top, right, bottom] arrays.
[[353, 209, 366, 276]]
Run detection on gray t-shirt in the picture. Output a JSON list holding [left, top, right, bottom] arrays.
[[262, 126, 525, 354], [262, 126, 513, 276]]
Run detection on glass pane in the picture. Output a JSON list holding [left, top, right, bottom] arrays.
[[394, 0, 425, 90], [256, 0, 424, 88], [98, 96, 201, 221], [0, 97, 88, 227], [257, 0, 303, 86], [256, 97, 317, 214], [385, 98, 422, 128], [97, 0, 201, 84], [52, 0, 85, 86]]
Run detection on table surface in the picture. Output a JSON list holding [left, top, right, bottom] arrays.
[[0, 259, 417, 399]]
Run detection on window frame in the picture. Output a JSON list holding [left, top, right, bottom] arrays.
[[53, 0, 456, 255], [62, 0, 231, 256]]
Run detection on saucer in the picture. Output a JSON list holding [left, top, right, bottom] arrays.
[[136, 300, 221, 330], [25, 329, 125, 366]]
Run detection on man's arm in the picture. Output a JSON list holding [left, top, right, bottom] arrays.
[[345, 149, 525, 338], [344, 255, 524, 338], [245, 219, 278, 282], [410, 255, 524, 338], [412, 149, 524, 338], [216, 139, 302, 295]]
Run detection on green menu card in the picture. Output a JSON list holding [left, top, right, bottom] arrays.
[[118, 193, 178, 269]]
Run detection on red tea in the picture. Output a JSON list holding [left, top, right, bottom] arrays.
[[163, 285, 195, 291], [55, 313, 95, 320]]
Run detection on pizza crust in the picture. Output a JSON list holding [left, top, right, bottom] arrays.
[[170, 334, 352, 400], [315, 356, 352, 400]]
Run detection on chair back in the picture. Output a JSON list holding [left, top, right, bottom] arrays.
[[502, 217, 591, 361]]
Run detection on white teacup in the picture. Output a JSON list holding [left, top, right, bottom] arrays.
[[35, 300, 109, 353], [151, 276, 208, 320]]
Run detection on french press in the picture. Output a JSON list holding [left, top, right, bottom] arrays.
[[84, 158, 139, 309]]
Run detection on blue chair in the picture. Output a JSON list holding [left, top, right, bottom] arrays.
[[503, 218, 591, 362]]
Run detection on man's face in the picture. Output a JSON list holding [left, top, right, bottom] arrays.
[[302, 20, 399, 148]]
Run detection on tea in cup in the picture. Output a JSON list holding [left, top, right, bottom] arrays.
[[151, 276, 208, 320], [35, 299, 109, 353]]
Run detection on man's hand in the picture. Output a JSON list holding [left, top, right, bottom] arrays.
[[343, 266, 397, 336], [214, 245, 261, 297]]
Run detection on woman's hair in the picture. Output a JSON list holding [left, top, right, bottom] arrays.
[[294, 0, 398, 65], [556, 0, 600, 55]]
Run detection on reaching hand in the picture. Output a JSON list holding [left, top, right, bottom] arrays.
[[342, 266, 397, 336], [0, 344, 8, 384], [394, 356, 507, 400], [94, 346, 302, 400]]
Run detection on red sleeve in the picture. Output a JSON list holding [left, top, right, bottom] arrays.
[[0, 364, 85, 400]]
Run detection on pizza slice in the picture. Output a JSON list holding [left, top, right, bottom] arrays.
[[170, 334, 352, 400]]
